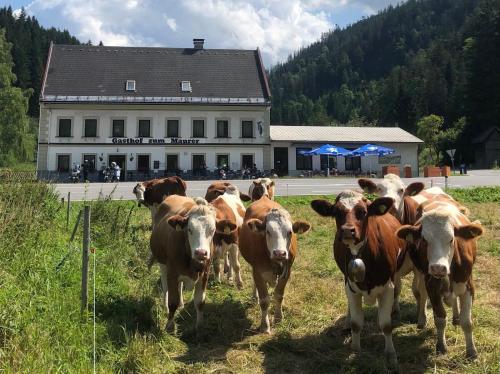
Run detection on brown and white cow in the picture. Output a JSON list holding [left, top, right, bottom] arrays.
[[397, 200, 483, 359], [239, 196, 310, 333], [210, 185, 247, 288], [311, 190, 401, 367], [205, 181, 251, 203], [248, 178, 275, 201], [133, 176, 187, 227], [150, 195, 236, 332], [358, 173, 470, 328]]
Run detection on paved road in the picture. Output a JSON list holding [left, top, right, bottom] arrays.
[[54, 170, 500, 201]]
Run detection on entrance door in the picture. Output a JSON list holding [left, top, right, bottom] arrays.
[[137, 155, 150, 173], [274, 147, 288, 176], [241, 154, 254, 169], [166, 154, 179, 173], [108, 155, 126, 181], [192, 154, 206, 176]]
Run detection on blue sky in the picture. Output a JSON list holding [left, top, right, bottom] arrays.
[[0, 0, 402, 66]]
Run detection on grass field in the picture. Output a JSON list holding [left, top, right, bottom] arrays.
[[0, 184, 498, 373]]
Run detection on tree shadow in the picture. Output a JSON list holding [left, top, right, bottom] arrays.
[[259, 303, 434, 374], [96, 295, 159, 348], [175, 289, 254, 366]]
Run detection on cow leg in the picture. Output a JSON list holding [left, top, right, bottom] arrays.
[[378, 282, 398, 367], [345, 282, 363, 351], [273, 274, 290, 324], [426, 278, 447, 354], [178, 282, 184, 310], [459, 290, 477, 359], [392, 274, 402, 322], [213, 245, 223, 283], [451, 297, 460, 326], [194, 273, 208, 331], [225, 251, 232, 280], [159, 263, 169, 311], [166, 274, 180, 333], [252, 284, 259, 301], [254, 271, 271, 334], [229, 244, 243, 289], [413, 271, 428, 329]]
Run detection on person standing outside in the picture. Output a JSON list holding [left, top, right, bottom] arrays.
[[111, 161, 121, 182], [82, 159, 90, 182]]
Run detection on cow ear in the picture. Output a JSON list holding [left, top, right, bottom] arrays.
[[404, 182, 425, 196], [247, 218, 265, 234], [292, 221, 311, 234], [239, 192, 251, 202], [167, 215, 188, 231], [455, 224, 483, 240], [269, 180, 275, 187], [396, 224, 422, 242], [358, 178, 377, 193], [367, 197, 394, 216], [311, 199, 337, 217], [216, 219, 237, 234]]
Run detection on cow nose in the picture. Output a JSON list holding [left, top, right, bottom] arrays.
[[273, 249, 287, 259], [194, 249, 208, 259], [429, 264, 447, 278], [341, 225, 356, 239]]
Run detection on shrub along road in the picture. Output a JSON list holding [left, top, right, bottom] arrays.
[[53, 169, 500, 201]]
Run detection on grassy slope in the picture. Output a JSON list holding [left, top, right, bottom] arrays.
[[0, 186, 498, 373]]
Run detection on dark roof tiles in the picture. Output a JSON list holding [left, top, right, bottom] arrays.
[[42, 44, 270, 102]]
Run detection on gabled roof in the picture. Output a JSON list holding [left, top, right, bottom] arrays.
[[41, 44, 271, 105], [472, 127, 500, 143], [270, 126, 423, 143]]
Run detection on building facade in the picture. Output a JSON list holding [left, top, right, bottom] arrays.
[[270, 126, 423, 177], [37, 40, 271, 180]]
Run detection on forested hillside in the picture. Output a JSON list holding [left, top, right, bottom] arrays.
[[269, 0, 500, 139], [0, 7, 80, 116]]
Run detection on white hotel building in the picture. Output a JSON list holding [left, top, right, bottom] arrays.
[[37, 39, 272, 180], [37, 39, 423, 180]]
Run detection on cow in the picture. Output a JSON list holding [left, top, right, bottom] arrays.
[[311, 190, 402, 367], [239, 196, 310, 334], [248, 178, 275, 201], [358, 174, 470, 328], [150, 195, 236, 333], [205, 181, 251, 203], [396, 200, 483, 359], [133, 176, 187, 228], [210, 185, 247, 288]]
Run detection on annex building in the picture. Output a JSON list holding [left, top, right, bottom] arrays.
[[37, 39, 271, 180]]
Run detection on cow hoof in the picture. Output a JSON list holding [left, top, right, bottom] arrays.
[[165, 321, 176, 334], [236, 281, 243, 290], [452, 317, 460, 326], [466, 348, 478, 360], [385, 352, 398, 370], [274, 315, 282, 324], [417, 321, 426, 329], [436, 342, 448, 355], [259, 325, 271, 334]]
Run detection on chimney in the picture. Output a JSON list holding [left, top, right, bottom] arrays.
[[193, 38, 204, 49]]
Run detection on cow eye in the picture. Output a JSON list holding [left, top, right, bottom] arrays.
[[449, 238, 453, 244], [398, 188, 404, 194]]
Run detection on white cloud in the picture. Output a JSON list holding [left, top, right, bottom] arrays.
[[23, 0, 400, 66]]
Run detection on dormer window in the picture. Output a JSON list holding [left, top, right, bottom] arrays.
[[125, 80, 136, 91], [181, 81, 192, 92]]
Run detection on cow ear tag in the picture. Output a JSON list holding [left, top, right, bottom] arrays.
[[176, 224, 182, 231], [379, 205, 386, 213], [224, 226, 231, 234]]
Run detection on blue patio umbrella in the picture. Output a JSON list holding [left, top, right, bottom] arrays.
[[350, 144, 395, 175], [303, 144, 351, 176]]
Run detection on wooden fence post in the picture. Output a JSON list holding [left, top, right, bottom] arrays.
[[81, 205, 90, 314], [66, 191, 71, 230]]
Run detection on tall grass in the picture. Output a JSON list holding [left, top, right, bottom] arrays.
[[0, 184, 498, 372]]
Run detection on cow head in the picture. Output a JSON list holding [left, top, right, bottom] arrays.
[[250, 179, 269, 201], [358, 174, 424, 221], [311, 190, 393, 255], [246, 208, 310, 261], [133, 183, 146, 206], [167, 198, 218, 265], [397, 204, 483, 278]]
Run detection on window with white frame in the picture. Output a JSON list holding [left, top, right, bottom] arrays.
[[84, 119, 97, 137], [58, 118, 72, 137], [181, 81, 192, 92], [125, 80, 136, 91]]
